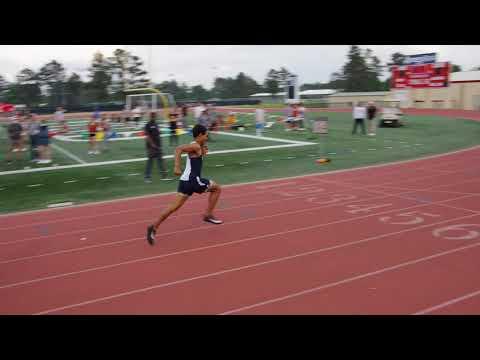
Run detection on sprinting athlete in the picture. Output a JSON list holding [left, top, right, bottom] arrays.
[[146, 124, 223, 245]]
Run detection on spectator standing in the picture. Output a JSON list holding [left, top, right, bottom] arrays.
[[352, 102, 367, 135], [366, 101, 378, 136]]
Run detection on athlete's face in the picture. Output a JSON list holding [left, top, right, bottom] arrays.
[[198, 131, 209, 144]]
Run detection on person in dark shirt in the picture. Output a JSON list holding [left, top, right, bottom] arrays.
[[6, 117, 23, 164], [366, 102, 378, 136], [37, 119, 52, 164], [144, 111, 168, 183], [168, 112, 179, 147]]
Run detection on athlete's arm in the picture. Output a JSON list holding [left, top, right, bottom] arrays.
[[201, 144, 208, 156]]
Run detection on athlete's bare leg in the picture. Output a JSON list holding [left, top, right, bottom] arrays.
[[147, 193, 189, 245]]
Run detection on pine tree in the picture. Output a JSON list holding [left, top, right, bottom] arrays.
[[190, 85, 210, 101], [64, 73, 83, 106], [15, 68, 42, 107], [0, 75, 9, 102], [108, 49, 149, 95], [37, 60, 67, 106], [364, 48, 384, 91], [233, 72, 260, 98], [264, 69, 280, 96], [342, 45, 370, 92], [86, 51, 112, 103]]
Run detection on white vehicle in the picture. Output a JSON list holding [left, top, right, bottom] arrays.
[[379, 100, 404, 128]]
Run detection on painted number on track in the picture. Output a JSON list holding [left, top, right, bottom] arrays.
[[432, 224, 480, 240], [307, 194, 357, 205], [379, 211, 441, 225], [280, 185, 325, 197], [345, 203, 392, 214]]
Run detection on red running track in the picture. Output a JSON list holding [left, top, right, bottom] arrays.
[[1, 146, 480, 314]]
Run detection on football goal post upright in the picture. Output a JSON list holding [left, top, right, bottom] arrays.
[[124, 88, 176, 118]]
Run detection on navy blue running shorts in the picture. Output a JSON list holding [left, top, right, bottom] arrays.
[[178, 177, 211, 196]]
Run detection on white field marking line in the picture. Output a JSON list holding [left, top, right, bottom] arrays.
[[220, 238, 480, 315], [2, 193, 475, 290], [413, 289, 480, 315], [0, 143, 315, 176], [47, 202, 74, 208], [212, 131, 316, 145], [96, 177, 110, 180], [56, 130, 314, 145], [2, 144, 480, 220], [27, 184, 43, 188], [0, 190, 410, 248], [33, 213, 480, 315], [64, 180, 78, 184], [53, 134, 172, 143], [50, 143, 86, 164]]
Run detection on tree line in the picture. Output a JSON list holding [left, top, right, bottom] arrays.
[[0, 46, 468, 107]]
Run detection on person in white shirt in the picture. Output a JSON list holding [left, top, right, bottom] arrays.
[[132, 106, 142, 129], [54, 106, 69, 133], [352, 102, 367, 135], [297, 103, 306, 130], [255, 108, 265, 136], [194, 103, 206, 121]]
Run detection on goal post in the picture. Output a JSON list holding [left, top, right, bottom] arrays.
[[124, 88, 176, 118]]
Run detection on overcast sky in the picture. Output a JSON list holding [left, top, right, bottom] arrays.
[[1, 45, 479, 88]]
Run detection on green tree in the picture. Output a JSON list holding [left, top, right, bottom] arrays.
[[108, 49, 149, 96], [15, 68, 42, 106], [211, 77, 236, 99], [300, 82, 328, 91], [384, 52, 407, 90], [390, 52, 406, 66], [0, 75, 9, 102], [264, 69, 281, 96], [451, 64, 462, 72], [154, 80, 189, 100], [64, 73, 84, 107], [328, 72, 346, 90], [37, 60, 67, 106], [276, 67, 294, 88], [190, 85, 210, 101], [233, 72, 261, 98], [364, 48, 384, 91], [341, 45, 371, 92], [86, 51, 112, 103]]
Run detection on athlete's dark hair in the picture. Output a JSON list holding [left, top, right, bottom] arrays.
[[192, 124, 207, 138]]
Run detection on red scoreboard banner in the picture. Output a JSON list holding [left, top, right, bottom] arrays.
[[391, 62, 451, 89]]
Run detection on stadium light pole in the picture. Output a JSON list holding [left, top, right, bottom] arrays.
[[147, 45, 153, 88]]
